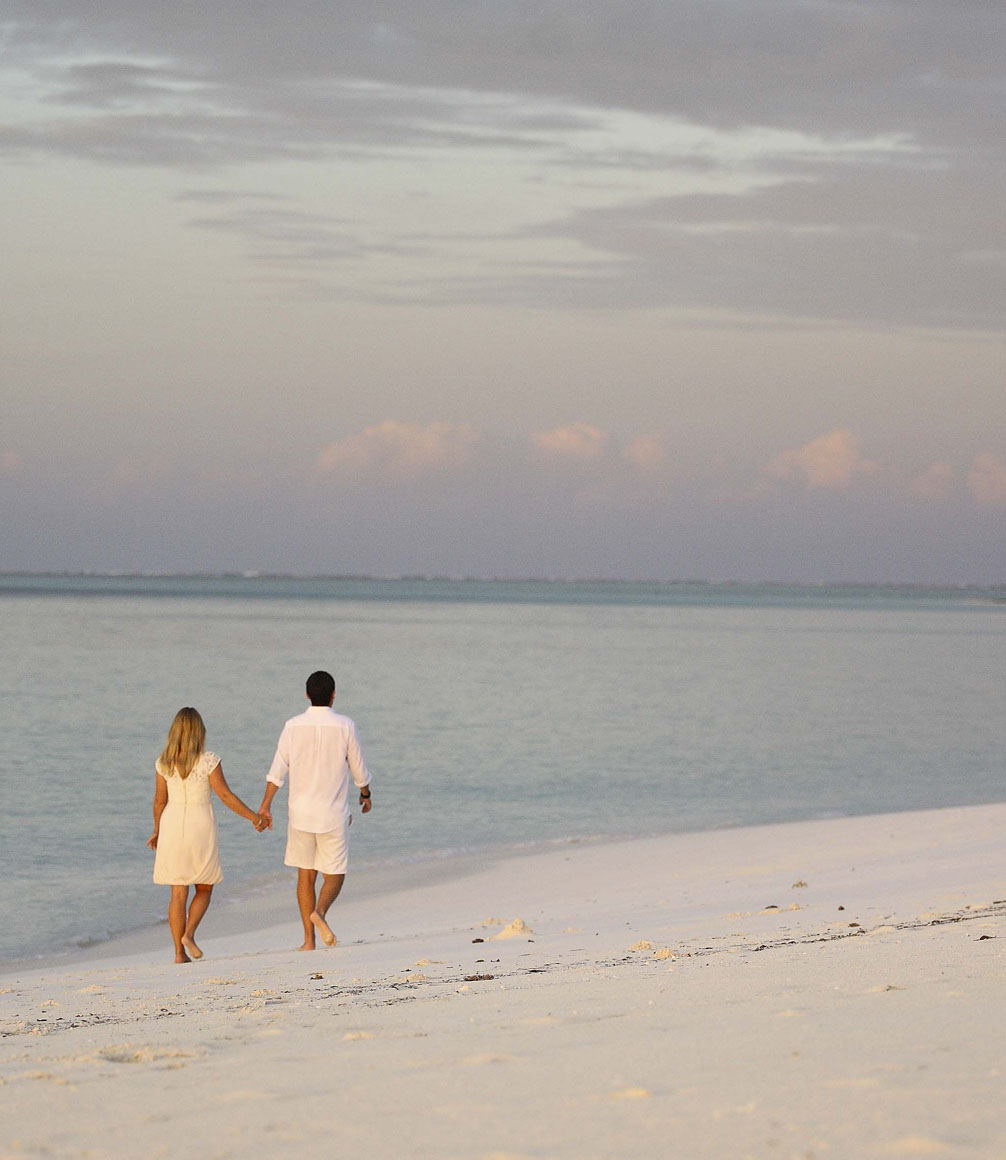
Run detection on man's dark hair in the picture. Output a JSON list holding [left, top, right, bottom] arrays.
[[306, 670, 335, 705]]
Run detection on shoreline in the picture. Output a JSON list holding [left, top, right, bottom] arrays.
[[4, 802, 1005, 1158], [4, 830, 633, 975], [5, 801, 1005, 978], [3, 798, 1002, 979]]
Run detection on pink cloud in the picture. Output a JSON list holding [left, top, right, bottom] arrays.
[[967, 453, 1006, 506], [910, 462, 956, 501], [530, 423, 607, 459], [623, 433, 666, 473], [317, 420, 479, 481], [765, 428, 878, 491], [0, 451, 21, 474]]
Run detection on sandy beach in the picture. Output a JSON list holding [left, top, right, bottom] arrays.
[[2, 803, 1004, 1159]]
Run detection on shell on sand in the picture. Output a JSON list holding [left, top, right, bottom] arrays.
[[492, 918, 534, 940]]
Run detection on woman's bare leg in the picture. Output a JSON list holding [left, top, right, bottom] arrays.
[[297, 869, 318, 950], [182, 884, 213, 959], [169, 886, 190, 963]]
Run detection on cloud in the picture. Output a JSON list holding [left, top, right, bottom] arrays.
[[967, 453, 1006, 507], [316, 420, 479, 482], [623, 433, 666, 473], [910, 462, 956, 501], [0, 451, 22, 474], [765, 428, 879, 491], [529, 423, 607, 460], [4, 2, 1002, 149], [1, 3, 1003, 328]]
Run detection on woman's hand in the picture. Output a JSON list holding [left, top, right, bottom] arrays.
[[252, 814, 268, 832], [147, 831, 159, 850]]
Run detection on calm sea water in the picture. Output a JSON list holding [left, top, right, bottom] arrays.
[[2, 575, 1004, 963]]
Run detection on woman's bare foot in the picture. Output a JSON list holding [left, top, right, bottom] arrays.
[[174, 950, 192, 964], [298, 941, 316, 951], [309, 911, 337, 947], [181, 935, 203, 960]]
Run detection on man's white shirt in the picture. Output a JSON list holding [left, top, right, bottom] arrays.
[[266, 705, 371, 833]]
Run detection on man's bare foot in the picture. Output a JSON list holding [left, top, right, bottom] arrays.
[[181, 935, 203, 960], [310, 911, 337, 947], [298, 940, 316, 951]]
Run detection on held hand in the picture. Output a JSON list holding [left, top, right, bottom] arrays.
[[257, 809, 273, 830], [252, 813, 268, 832], [146, 832, 158, 850]]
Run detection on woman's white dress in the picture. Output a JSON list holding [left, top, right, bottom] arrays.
[[153, 751, 224, 885]]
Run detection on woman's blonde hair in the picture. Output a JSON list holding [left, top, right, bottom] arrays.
[[158, 707, 206, 779]]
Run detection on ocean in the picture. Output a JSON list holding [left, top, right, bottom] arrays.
[[2, 575, 1004, 964]]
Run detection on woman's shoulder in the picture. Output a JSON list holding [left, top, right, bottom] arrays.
[[155, 752, 220, 778]]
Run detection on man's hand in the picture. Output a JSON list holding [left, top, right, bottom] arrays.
[[359, 790, 372, 814], [257, 807, 273, 830], [253, 813, 269, 832]]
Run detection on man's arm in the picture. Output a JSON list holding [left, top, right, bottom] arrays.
[[259, 727, 290, 829], [347, 722, 373, 813], [258, 780, 279, 829]]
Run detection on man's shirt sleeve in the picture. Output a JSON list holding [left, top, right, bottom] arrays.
[[347, 722, 371, 789], [266, 724, 291, 787]]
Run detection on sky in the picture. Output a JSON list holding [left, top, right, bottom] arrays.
[[1, 1, 1004, 583]]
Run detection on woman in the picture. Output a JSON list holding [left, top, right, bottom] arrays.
[[147, 707, 265, 963]]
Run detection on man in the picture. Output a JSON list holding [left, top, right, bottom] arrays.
[[258, 670, 373, 950]]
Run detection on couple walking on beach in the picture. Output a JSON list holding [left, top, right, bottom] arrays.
[[147, 671, 373, 963]]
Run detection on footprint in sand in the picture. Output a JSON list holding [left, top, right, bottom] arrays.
[[97, 1046, 196, 1065], [877, 1136, 951, 1155]]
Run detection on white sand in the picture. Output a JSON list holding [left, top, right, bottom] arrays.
[[2, 804, 1004, 1159]]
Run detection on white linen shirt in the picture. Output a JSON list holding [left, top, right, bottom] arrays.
[[266, 705, 371, 833]]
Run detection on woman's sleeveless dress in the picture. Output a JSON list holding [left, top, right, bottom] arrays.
[[153, 751, 224, 885]]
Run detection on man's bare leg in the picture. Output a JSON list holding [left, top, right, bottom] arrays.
[[169, 885, 191, 963], [297, 868, 319, 950], [182, 883, 213, 959], [310, 873, 345, 947]]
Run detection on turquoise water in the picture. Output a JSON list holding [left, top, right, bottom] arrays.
[[2, 576, 1005, 962]]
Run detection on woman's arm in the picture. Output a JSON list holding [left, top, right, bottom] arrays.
[[147, 773, 168, 849], [209, 762, 267, 830]]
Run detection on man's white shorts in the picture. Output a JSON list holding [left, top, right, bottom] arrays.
[[285, 821, 349, 875]]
